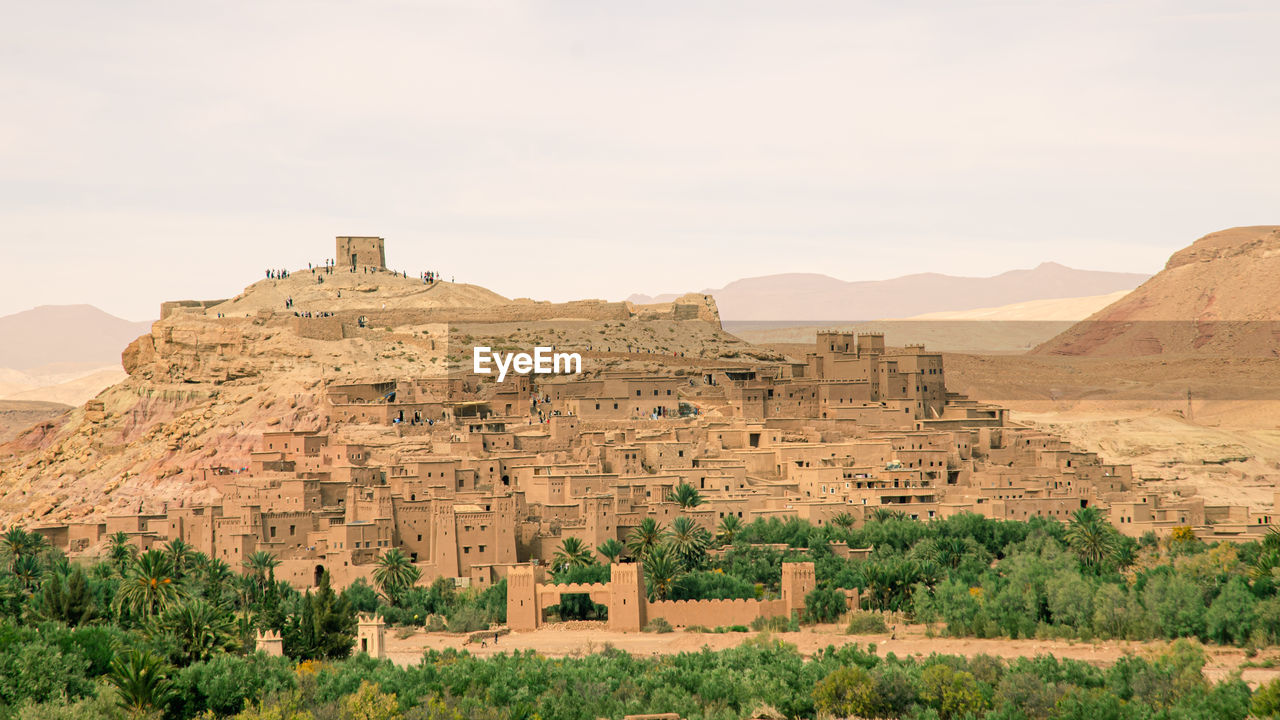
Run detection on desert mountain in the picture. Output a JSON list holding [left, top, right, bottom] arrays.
[[1034, 226, 1280, 357], [628, 263, 1149, 321], [0, 305, 152, 372], [0, 266, 741, 526]]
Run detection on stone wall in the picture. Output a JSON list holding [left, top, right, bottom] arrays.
[[646, 597, 789, 628]]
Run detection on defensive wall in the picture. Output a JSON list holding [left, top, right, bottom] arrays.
[[507, 561, 817, 632]]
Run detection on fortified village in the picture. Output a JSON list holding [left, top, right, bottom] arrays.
[[7, 237, 1275, 633]]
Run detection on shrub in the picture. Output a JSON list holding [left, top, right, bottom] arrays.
[[804, 585, 847, 624], [750, 615, 791, 632], [813, 666, 879, 718], [643, 618, 673, 633], [846, 611, 889, 635], [1254, 679, 1280, 717]]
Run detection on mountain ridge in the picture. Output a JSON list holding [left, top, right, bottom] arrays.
[[628, 262, 1149, 321]]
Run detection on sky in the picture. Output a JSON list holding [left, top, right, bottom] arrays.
[[2, 0, 1278, 321]]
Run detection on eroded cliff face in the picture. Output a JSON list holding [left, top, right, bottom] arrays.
[[1034, 226, 1280, 357]]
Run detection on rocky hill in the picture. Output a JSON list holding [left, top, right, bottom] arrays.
[[0, 269, 739, 527], [629, 263, 1149, 321], [1034, 226, 1280, 357]]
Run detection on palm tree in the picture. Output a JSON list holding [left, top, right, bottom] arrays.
[[668, 483, 704, 509], [116, 550, 184, 618], [596, 538, 625, 563], [108, 649, 174, 718], [160, 599, 237, 663], [553, 537, 595, 572], [1, 527, 29, 562], [1, 527, 44, 572], [11, 554, 41, 591], [716, 515, 743, 545], [107, 531, 136, 574], [372, 548, 421, 605], [930, 536, 971, 570], [200, 557, 233, 587], [643, 547, 679, 601], [869, 508, 908, 523], [668, 516, 711, 571], [626, 518, 666, 558], [831, 513, 857, 532], [243, 550, 280, 596], [164, 539, 195, 579], [1066, 507, 1118, 569]]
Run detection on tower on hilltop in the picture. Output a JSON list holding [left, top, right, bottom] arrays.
[[336, 236, 386, 269]]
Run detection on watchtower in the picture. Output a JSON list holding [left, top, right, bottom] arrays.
[[355, 613, 386, 658], [506, 564, 539, 631], [781, 561, 816, 614], [336, 236, 386, 270], [255, 630, 283, 656], [608, 562, 647, 632]]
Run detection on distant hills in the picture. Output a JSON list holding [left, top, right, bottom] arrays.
[[0, 305, 149, 406], [1035, 226, 1280, 357], [628, 262, 1150, 321], [0, 305, 152, 372]]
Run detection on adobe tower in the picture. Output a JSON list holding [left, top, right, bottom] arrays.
[[336, 236, 386, 269]]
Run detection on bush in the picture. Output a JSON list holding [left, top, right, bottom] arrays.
[[751, 615, 791, 632], [813, 666, 879, 719], [643, 618, 673, 633], [804, 585, 847, 624], [846, 611, 889, 635]]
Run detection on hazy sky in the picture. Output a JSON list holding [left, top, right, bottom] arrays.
[[3, 0, 1278, 320]]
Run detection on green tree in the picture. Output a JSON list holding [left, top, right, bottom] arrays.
[[667, 516, 711, 571], [2, 527, 45, 572], [37, 566, 97, 626], [1066, 507, 1117, 570], [813, 666, 879, 718], [668, 482, 704, 509], [1254, 677, 1280, 718], [1205, 576, 1256, 645], [107, 531, 137, 574], [920, 664, 990, 720], [160, 599, 239, 664], [804, 585, 847, 624], [596, 538, 624, 563], [716, 514, 743, 545], [643, 547, 679, 601], [626, 518, 665, 558], [552, 537, 595, 571], [831, 513, 857, 532], [164, 538, 196, 580], [108, 649, 175, 718], [115, 550, 184, 619], [341, 680, 401, 720], [372, 548, 421, 606], [283, 570, 356, 660], [243, 551, 281, 596]]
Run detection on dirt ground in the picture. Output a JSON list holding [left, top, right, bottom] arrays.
[[383, 622, 1280, 687]]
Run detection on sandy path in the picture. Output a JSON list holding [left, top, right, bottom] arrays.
[[383, 622, 1280, 687]]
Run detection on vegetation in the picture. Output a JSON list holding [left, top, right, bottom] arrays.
[[4, 508, 1280, 718]]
